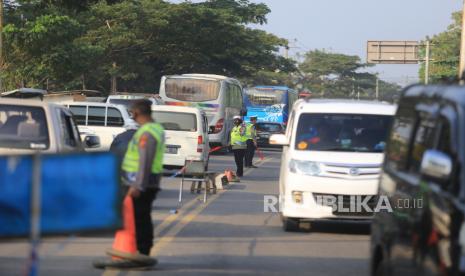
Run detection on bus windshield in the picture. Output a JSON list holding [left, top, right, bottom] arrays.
[[165, 78, 220, 102], [245, 89, 286, 107]]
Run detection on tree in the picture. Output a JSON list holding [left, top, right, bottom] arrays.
[[1, 0, 295, 92], [297, 50, 400, 101], [419, 11, 461, 83]]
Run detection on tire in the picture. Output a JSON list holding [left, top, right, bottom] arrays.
[[282, 216, 300, 232]]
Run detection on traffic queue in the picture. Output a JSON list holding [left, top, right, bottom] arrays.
[[1, 74, 464, 274]]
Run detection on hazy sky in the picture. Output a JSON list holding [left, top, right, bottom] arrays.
[[251, 0, 463, 85]]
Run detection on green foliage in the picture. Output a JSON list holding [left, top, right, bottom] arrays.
[[1, 0, 295, 92], [297, 50, 400, 101], [419, 11, 461, 83]]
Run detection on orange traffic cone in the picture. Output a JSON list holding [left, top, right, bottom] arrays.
[[225, 170, 234, 182], [106, 196, 153, 263], [110, 196, 137, 258]]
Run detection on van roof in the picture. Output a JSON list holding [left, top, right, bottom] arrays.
[[63, 101, 123, 109], [294, 99, 397, 116], [151, 104, 203, 114], [403, 84, 465, 107], [0, 98, 61, 108]]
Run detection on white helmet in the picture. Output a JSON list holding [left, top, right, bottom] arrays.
[[233, 116, 241, 120]]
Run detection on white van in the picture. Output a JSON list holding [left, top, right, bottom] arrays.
[[64, 102, 136, 150], [151, 105, 209, 169], [270, 99, 396, 231], [159, 74, 245, 149]]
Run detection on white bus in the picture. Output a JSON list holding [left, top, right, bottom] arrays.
[[159, 74, 246, 149]]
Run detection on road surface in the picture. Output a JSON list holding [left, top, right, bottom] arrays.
[[0, 150, 371, 275]]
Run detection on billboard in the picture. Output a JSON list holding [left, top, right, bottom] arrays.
[[367, 41, 420, 64]]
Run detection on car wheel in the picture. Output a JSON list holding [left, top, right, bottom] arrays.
[[282, 216, 300, 232]]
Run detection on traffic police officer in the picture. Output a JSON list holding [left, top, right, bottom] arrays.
[[230, 115, 247, 177], [122, 99, 165, 257], [245, 116, 258, 168]]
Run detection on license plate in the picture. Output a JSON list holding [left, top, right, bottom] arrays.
[[165, 146, 178, 154]]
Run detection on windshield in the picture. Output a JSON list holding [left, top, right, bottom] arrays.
[[153, 111, 197, 132], [295, 113, 392, 152], [165, 78, 220, 102], [0, 105, 50, 150], [256, 123, 283, 133], [245, 89, 286, 106]]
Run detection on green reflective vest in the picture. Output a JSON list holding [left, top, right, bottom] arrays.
[[245, 123, 256, 140], [230, 125, 247, 149], [122, 123, 165, 174]]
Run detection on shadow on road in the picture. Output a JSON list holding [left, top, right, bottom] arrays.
[[299, 220, 371, 235]]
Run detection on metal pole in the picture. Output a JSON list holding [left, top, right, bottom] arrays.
[[0, 0, 4, 92], [29, 154, 42, 276], [375, 77, 379, 100], [425, 39, 430, 85], [460, 0, 465, 83]]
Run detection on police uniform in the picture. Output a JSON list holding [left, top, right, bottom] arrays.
[[244, 121, 257, 167], [122, 123, 165, 255], [230, 123, 247, 177]]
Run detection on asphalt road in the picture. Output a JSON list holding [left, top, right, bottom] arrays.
[[0, 149, 371, 276]]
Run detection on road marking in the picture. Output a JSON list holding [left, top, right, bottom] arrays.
[[102, 156, 273, 275], [150, 156, 272, 256], [150, 193, 221, 256]]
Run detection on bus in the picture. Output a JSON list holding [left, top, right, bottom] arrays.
[[243, 86, 298, 124], [159, 74, 246, 148]]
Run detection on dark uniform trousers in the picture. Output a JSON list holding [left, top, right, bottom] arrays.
[[233, 149, 246, 177], [245, 139, 256, 167], [124, 175, 160, 255]]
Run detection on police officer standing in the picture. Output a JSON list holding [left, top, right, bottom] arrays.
[[230, 115, 247, 178], [121, 99, 165, 258], [245, 116, 258, 168]]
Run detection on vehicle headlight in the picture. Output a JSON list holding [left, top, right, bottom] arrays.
[[289, 159, 322, 176]]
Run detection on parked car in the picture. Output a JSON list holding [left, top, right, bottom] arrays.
[[270, 99, 396, 231], [106, 93, 164, 108], [0, 99, 99, 155], [371, 85, 465, 276], [63, 102, 136, 150], [151, 105, 210, 170], [255, 122, 285, 147]]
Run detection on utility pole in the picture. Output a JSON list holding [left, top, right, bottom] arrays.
[[375, 77, 379, 100], [0, 0, 4, 92], [424, 38, 430, 85], [459, 0, 465, 83]]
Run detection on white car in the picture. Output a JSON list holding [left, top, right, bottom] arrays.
[[270, 99, 397, 231], [151, 105, 210, 170], [63, 102, 137, 150]]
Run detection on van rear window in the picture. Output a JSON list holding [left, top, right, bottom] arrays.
[[0, 105, 50, 150], [152, 111, 197, 132]]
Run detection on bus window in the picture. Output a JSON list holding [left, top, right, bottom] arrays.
[[165, 78, 220, 102], [246, 89, 285, 106]]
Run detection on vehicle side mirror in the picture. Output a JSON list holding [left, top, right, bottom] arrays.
[[240, 108, 247, 117], [269, 134, 289, 146], [420, 150, 452, 182], [84, 135, 101, 148]]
